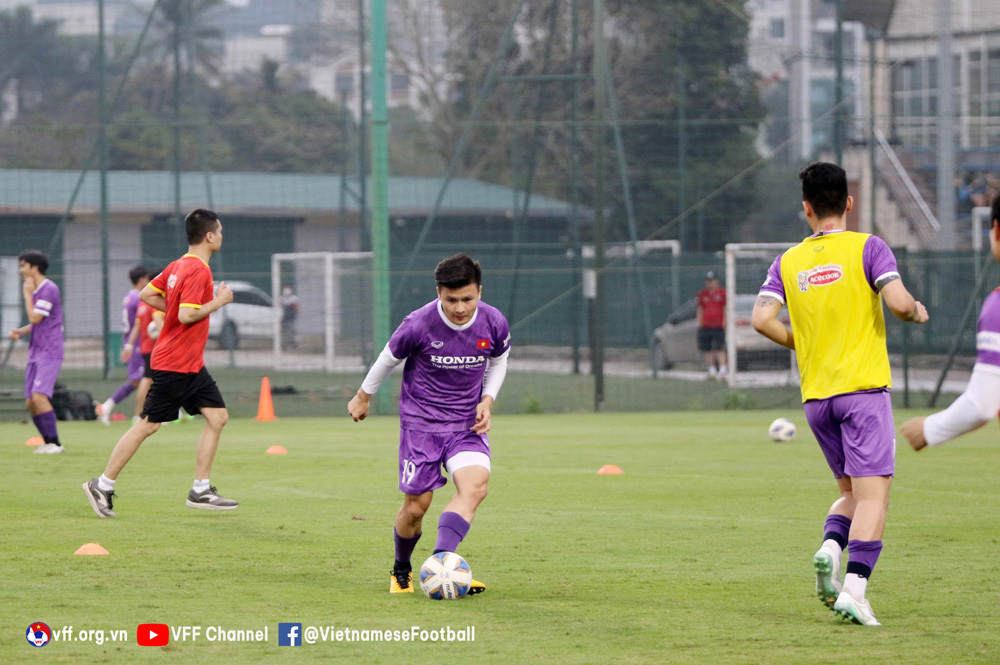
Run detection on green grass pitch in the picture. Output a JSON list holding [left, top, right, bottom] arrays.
[[2, 411, 998, 664]]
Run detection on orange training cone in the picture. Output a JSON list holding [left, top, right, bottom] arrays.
[[266, 445, 288, 455], [74, 543, 109, 555], [25, 436, 44, 447], [256, 376, 276, 421], [597, 464, 623, 474]]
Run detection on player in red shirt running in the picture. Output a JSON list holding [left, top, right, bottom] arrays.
[[697, 271, 728, 379], [83, 210, 237, 517]]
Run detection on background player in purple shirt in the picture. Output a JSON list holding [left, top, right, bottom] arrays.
[[349, 254, 510, 594], [902, 193, 1000, 450], [8, 251, 64, 454], [96, 265, 151, 425]]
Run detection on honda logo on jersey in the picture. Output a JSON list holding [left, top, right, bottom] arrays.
[[477, 339, 490, 350]]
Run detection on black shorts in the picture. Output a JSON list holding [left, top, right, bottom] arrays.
[[142, 353, 153, 379], [697, 327, 726, 352], [140, 367, 226, 423]]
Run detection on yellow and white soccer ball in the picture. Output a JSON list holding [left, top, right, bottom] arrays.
[[768, 417, 797, 442], [419, 552, 472, 600]]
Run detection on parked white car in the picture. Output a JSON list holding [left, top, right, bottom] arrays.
[[208, 281, 279, 349], [653, 294, 791, 369]]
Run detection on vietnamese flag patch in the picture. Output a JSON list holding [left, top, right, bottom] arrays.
[[477, 339, 490, 350]]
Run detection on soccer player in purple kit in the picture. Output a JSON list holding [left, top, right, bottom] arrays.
[[96, 265, 151, 424], [752, 163, 928, 626], [348, 254, 510, 594], [901, 192, 1000, 451], [8, 251, 65, 455]]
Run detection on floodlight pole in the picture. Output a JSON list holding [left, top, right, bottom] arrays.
[[569, 0, 582, 374], [370, 0, 391, 416], [592, 0, 606, 411], [834, 0, 845, 165], [937, 0, 956, 249], [98, 0, 111, 379]]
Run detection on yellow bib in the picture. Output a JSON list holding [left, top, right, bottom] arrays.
[[780, 231, 891, 401]]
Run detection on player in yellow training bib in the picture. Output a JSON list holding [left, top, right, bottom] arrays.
[[751, 163, 928, 627]]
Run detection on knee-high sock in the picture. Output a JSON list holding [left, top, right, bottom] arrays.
[[433, 511, 470, 554], [823, 514, 851, 550], [394, 529, 421, 568], [109, 382, 136, 406], [32, 410, 60, 445]]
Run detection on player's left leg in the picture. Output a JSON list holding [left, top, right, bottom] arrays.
[[28, 359, 63, 454], [439, 464, 489, 595]]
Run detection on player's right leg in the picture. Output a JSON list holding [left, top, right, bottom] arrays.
[[832, 391, 895, 626], [182, 368, 237, 511], [803, 397, 852, 611], [391, 491, 433, 593]]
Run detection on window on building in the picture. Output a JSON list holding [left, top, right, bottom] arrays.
[[769, 18, 784, 39]]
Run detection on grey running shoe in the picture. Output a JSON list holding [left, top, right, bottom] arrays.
[[813, 548, 842, 610], [83, 478, 116, 518], [35, 443, 64, 454], [186, 486, 239, 511], [834, 589, 881, 626]]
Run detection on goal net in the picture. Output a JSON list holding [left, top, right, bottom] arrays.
[[724, 243, 798, 388], [271, 252, 373, 371]]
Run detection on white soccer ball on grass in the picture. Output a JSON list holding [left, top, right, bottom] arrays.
[[768, 417, 796, 442], [419, 552, 472, 600]]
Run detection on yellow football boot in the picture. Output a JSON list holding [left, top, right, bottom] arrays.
[[467, 579, 486, 595], [390, 569, 414, 593]]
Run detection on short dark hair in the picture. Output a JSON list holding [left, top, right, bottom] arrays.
[[435, 253, 482, 289], [991, 192, 1000, 230], [128, 264, 150, 285], [18, 250, 48, 275], [799, 162, 849, 219], [185, 208, 221, 245]]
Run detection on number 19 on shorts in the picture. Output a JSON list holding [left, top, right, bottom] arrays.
[[401, 459, 416, 485]]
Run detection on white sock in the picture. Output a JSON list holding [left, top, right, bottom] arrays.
[[719, 364, 728, 376], [708, 366, 717, 376], [103, 398, 116, 412], [843, 573, 868, 599], [820, 538, 843, 561], [193, 479, 210, 493], [98, 474, 115, 492]]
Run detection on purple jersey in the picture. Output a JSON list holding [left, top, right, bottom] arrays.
[[121, 289, 141, 336], [759, 231, 899, 303], [28, 279, 64, 361], [389, 300, 511, 432], [976, 289, 1000, 369]]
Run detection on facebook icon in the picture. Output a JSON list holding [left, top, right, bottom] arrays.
[[278, 623, 302, 647]]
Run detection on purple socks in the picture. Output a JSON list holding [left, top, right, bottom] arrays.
[[847, 539, 883, 579], [434, 511, 470, 554], [32, 410, 60, 445], [394, 529, 421, 567], [110, 382, 136, 405], [823, 514, 852, 549]]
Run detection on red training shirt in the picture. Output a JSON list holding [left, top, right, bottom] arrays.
[[136, 302, 157, 355], [697, 286, 726, 329], [148, 254, 215, 373]]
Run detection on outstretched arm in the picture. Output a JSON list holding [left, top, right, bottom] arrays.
[[349, 343, 405, 422], [902, 366, 1000, 450], [751, 295, 794, 350]]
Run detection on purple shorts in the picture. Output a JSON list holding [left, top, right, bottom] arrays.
[[803, 390, 896, 479], [398, 429, 491, 495], [25, 359, 62, 399], [127, 348, 144, 381]]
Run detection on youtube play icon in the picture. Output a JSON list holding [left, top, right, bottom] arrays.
[[137, 624, 169, 647]]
